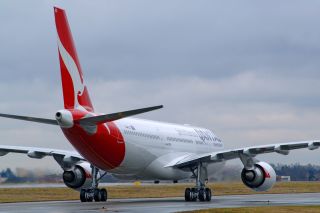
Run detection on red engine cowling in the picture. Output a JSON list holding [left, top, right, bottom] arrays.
[[62, 162, 92, 190], [241, 161, 276, 192]]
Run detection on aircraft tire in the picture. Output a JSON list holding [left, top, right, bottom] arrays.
[[100, 188, 108, 201], [198, 189, 205, 201], [94, 188, 101, 202], [205, 188, 212, 201], [80, 189, 87, 202], [184, 188, 191, 201], [191, 188, 197, 201]]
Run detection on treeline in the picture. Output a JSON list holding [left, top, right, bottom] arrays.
[[271, 163, 320, 181], [0, 168, 61, 183]]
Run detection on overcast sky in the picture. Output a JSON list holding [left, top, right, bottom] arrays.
[[0, 0, 320, 171]]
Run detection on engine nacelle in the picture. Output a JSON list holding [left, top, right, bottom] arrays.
[[62, 162, 92, 190], [241, 161, 276, 192], [55, 110, 73, 128]]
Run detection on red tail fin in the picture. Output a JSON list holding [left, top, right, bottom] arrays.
[[54, 7, 94, 112]]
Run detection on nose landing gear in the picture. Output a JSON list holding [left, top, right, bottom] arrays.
[[184, 162, 212, 202], [80, 165, 108, 202]]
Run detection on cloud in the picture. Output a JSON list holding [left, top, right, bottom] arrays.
[[0, 1, 320, 170], [90, 73, 320, 165]]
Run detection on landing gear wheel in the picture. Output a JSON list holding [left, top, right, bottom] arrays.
[[205, 188, 211, 201], [185, 188, 191, 201], [79, 165, 109, 202], [94, 189, 101, 202], [80, 189, 87, 202], [80, 189, 93, 202], [183, 162, 213, 202], [87, 189, 94, 202], [80, 188, 107, 202], [198, 188, 205, 202], [190, 188, 197, 201], [100, 188, 107, 202]]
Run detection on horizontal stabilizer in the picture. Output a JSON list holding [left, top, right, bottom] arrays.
[[76, 105, 163, 125], [0, 113, 58, 125]]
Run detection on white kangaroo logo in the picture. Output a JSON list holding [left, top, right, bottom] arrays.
[[57, 38, 86, 111]]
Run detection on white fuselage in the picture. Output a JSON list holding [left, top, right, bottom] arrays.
[[111, 117, 225, 180]]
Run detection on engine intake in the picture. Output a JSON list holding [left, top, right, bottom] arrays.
[[241, 161, 276, 192], [62, 163, 92, 190]]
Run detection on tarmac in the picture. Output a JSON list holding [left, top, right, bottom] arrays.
[[0, 193, 319, 213]]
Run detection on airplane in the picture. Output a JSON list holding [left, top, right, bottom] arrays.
[[0, 6, 319, 203]]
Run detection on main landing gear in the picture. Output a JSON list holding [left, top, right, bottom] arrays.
[[80, 165, 108, 202], [184, 162, 212, 202]]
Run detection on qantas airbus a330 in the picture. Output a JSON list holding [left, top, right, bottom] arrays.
[[0, 7, 319, 202]]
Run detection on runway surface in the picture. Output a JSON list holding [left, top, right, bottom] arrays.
[[0, 193, 319, 213]]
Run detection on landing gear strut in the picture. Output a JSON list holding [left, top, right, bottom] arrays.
[[184, 162, 212, 202], [80, 165, 108, 202]]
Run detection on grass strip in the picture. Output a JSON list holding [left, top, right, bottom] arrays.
[[0, 181, 319, 203]]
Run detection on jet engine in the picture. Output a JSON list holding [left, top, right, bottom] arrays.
[[62, 162, 92, 190], [241, 161, 276, 192]]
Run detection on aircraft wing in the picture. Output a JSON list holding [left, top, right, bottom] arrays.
[[0, 145, 85, 169], [166, 140, 320, 168]]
